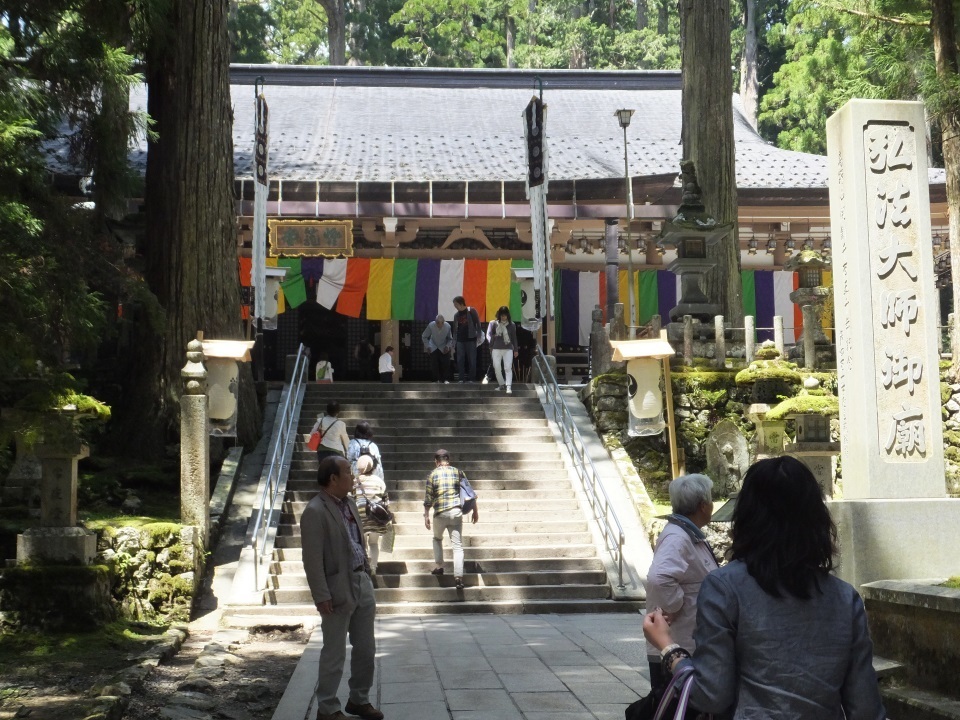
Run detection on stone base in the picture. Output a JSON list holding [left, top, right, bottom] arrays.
[[828, 498, 960, 590], [17, 527, 97, 565]]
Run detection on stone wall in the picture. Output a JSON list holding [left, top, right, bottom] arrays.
[[98, 523, 203, 623], [589, 363, 960, 501]]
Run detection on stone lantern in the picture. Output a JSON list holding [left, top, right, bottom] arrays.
[[768, 377, 840, 496], [784, 250, 834, 363], [735, 342, 802, 460], [658, 160, 732, 341], [260, 266, 289, 331], [511, 267, 541, 331]]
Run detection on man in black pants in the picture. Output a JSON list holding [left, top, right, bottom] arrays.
[[452, 296, 482, 383]]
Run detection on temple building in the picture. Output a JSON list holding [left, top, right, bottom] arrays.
[[49, 65, 951, 381]]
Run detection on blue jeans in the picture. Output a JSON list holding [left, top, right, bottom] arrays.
[[456, 340, 477, 382]]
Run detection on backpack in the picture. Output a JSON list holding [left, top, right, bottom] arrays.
[[357, 440, 379, 471]]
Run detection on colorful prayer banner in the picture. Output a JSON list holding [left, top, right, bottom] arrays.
[[244, 255, 825, 350]]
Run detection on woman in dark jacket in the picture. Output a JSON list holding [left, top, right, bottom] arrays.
[[485, 305, 518, 394], [643, 456, 885, 719]]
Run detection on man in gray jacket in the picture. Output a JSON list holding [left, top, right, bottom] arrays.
[[421, 314, 454, 383], [301, 456, 382, 720]]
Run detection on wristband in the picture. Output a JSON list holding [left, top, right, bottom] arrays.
[[659, 643, 681, 660]]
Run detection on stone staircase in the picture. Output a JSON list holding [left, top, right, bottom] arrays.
[[262, 382, 641, 614]]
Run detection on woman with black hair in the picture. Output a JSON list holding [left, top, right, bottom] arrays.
[[308, 401, 350, 461], [643, 455, 885, 719], [486, 305, 518, 394], [347, 421, 384, 481]]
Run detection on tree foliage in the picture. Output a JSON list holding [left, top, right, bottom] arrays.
[[0, 6, 142, 420]]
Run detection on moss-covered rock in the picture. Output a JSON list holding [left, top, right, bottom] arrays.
[[766, 394, 840, 421], [734, 360, 802, 386]]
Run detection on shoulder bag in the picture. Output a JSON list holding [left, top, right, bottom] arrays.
[[457, 470, 477, 514], [306, 417, 334, 452], [355, 484, 394, 527]]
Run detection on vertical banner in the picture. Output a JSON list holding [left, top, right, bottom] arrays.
[[252, 89, 268, 319], [524, 95, 552, 325]]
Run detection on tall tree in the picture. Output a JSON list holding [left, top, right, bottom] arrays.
[[316, 0, 347, 64], [679, 0, 743, 326], [930, 0, 960, 376], [124, 0, 259, 455], [739, 0, 759, 129]]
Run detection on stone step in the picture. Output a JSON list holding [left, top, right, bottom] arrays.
[[266, 583, 611, 605], [304, 383, 537, 397], [273, 531, 595, 549], [275, 520, 589, 536], [266, 570, 608, 590], [223, 598, 643, 621], [285, 477, 569, 493], [287, 469, 571, 482], [301, 397, 543, 409], [282, 499, 582, 515], [881, 685, 960, 720], [269, 557, 605, 576], [301, 419, 549, 432], [272, 544, 599, 561], [284, 488, 577, 503], [290, 458, 567, 472], [295, 440, 560, 454]]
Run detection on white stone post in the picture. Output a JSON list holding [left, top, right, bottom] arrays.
[[827, 98, 960, 588], [744, 315, 756, 362], [773, 316, 785, 357], [180, 335, 210, 547], [714, 315, 725, 368]]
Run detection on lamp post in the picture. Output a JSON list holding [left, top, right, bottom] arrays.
[[616, 109, 637, 338]]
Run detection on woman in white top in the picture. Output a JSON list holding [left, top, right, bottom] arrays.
[[315, 351, 334, 383], [308, 401, 350, 460], [353, 455, 389, 575], [485, 305, 519, 394], [346, 421, 385, 480]]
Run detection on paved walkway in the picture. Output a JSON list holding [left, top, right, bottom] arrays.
[[272, 612, 651, 720]]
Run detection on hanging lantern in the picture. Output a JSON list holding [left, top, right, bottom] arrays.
[[612, 338, 676, 437], [201, 340, 255, 437]]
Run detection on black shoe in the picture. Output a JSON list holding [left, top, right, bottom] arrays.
[[344, 701, 384, 720], [455, 577, 464, 590], [430, 567, 444, 576]]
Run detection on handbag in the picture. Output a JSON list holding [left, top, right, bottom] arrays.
[[457, 470, 477, 514], [307, 418, 335, 452], [626, 665, 706, 720], [356, 485, 394, 527]]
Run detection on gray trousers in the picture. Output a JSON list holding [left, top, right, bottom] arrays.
[[432, 507, 464, 577], [315, 570, 377, 715]]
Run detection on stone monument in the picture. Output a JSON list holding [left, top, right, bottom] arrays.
[[827, 99, 960, 587], [181, 335, 210, 547], [705, 420, 749, 495]]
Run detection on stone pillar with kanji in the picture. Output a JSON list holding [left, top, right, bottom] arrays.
[[827, 99, 960, 588]]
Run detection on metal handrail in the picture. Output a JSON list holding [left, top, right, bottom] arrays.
[[533, 346, 626, 588], [251, 343, 309, 589]]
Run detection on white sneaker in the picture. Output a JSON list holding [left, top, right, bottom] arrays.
[[496, 385, 504, 391], [443, 380, 450, 384], [506, 387, 513, 394]]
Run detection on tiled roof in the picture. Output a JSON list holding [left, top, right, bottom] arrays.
[[44, 67, 946, 191]]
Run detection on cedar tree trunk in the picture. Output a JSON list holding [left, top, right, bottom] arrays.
[[679, 0, 744, 328], [123, 0, 259, 457], [739, 0, 759, 130], [931, 0, 960, 377], [318, 0, 347, 65]]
